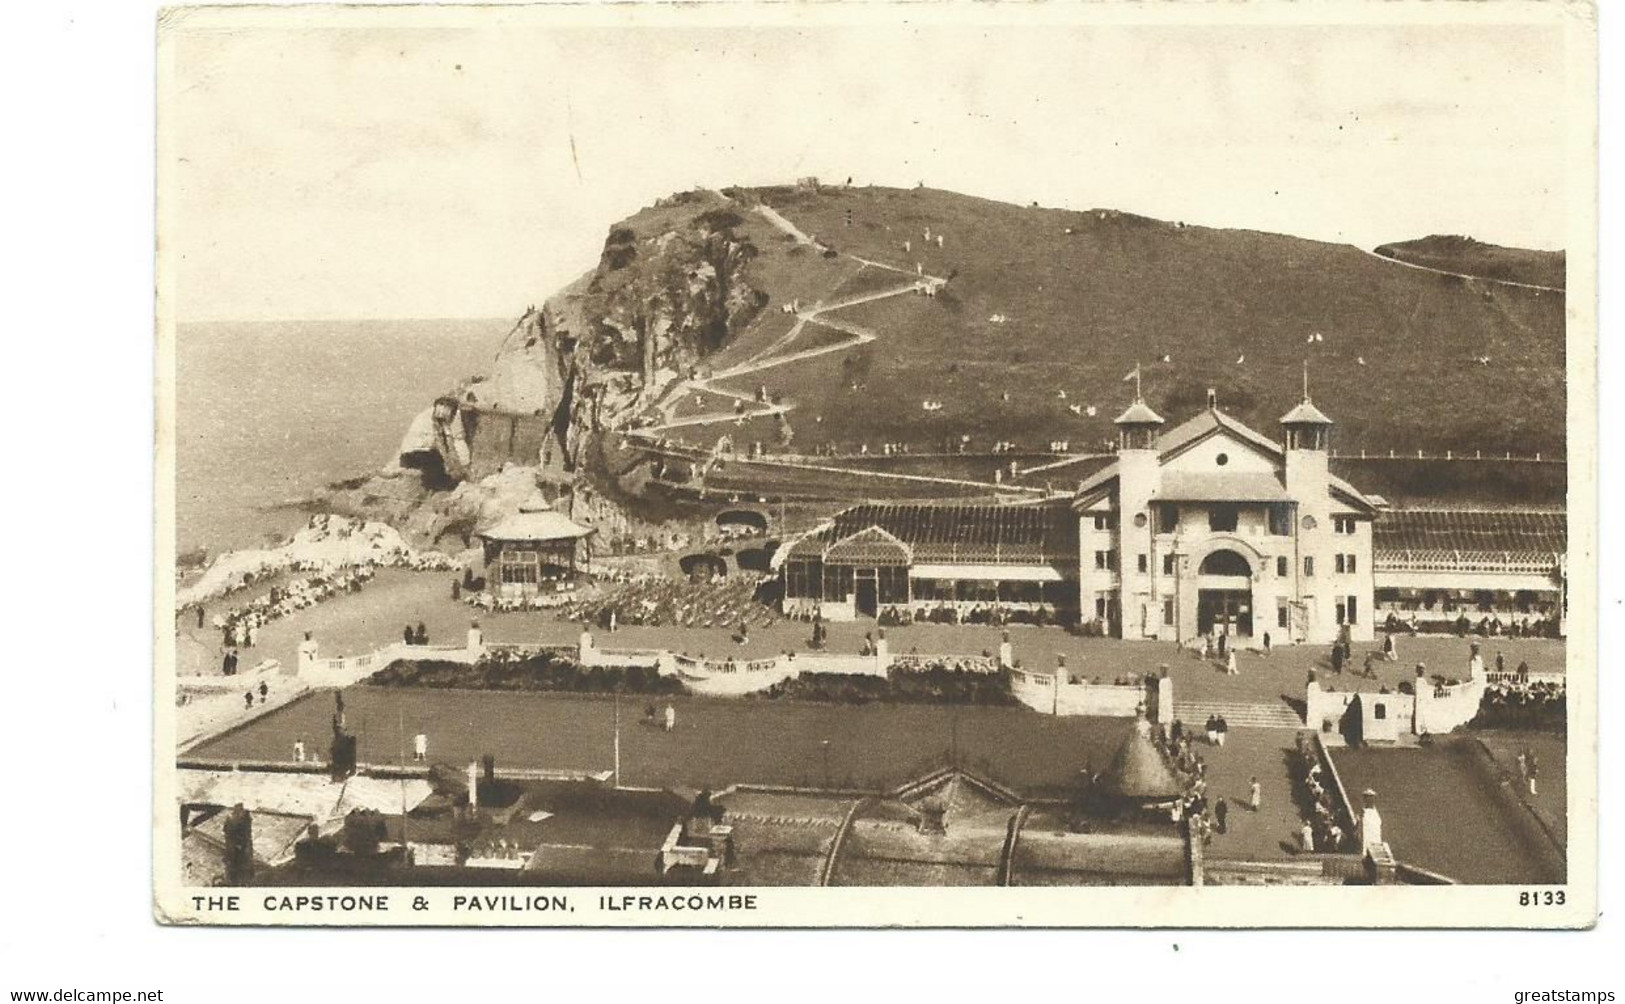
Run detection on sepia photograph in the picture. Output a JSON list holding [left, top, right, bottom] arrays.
[[152, 1, 1597, 926]]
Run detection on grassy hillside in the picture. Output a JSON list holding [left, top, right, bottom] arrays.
[[1374, 235, 1565, 290], [700, 185, 1566, 459]]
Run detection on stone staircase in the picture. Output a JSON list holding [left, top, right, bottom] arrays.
[[1173, 699, 1305, 730]]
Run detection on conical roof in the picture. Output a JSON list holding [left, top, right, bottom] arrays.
[[1280, 399, 1333, 425], [1114, 399, 1165, 426], [1100, 720, 1184, 801]]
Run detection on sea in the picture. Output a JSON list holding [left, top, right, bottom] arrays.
[[174, 319, 507, 558]]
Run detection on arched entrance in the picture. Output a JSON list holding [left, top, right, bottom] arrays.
[[1197, 549, 1254, 638], [679, 553, 728, 582]]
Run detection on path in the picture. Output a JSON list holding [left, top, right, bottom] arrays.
[[1355, 245, 1563, 294], [627, 199, 1032, 495]]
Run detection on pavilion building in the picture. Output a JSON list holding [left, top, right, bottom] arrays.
[[477, 495, 595, 599], [777, 501, 1079, 621], [1073, 386, 1381, 647], [774, 387, 1565, 642]]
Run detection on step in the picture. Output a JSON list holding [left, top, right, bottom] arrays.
[[1173, 701, 1304, 730]]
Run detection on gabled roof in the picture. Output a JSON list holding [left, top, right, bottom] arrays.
[[825, 526, 913, 566], [785, 501, 1079, 566], [1073, 407, 1377, 512], [1156, 471, 1290, 503]]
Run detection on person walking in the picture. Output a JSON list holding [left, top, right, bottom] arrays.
[[414, 621, 429, 646], [451, 578, 461, 601], [244, 691, 254, 710], [1226, 649, 1238, 676], [1331, 644, 1345, 675], [1215, 715, 1229, 747], [1527, 749, 1539, 796], [1248, 776, 1262, 812], [1262, 631, 1272, 655], [1214, 797, 1229, 834], [294, 738, 306, 763], [664, 703, 677, 733], [414, 733, 428, 762], [258, 681, 269, 704], [403, 623, 415, 646], [1300, 820, 1315, 853], [1205, 715, 1218, 745], [197, 606, 206, 629]]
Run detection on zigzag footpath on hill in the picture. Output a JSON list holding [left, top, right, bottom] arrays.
[[629, 203, 1030, 496]]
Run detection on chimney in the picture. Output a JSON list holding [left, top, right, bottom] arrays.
[[1206, 387, 1218, 410], [917, 802, 947, 835]]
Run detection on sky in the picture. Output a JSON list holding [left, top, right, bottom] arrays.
[[162, 7, 1574, 322]]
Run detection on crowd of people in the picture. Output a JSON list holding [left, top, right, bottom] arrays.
[[1291, 734, 1350, 854], [1478, 678, 1566, 730], [564, 574, 774, 632], [202, 564, 380, 653], [1381, 610, 1561, 639], [878, 603, 1062, 628]]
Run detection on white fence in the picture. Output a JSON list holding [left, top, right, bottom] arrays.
[[1305, 676, 1485, 738], [1009, 668, 1152, 718]]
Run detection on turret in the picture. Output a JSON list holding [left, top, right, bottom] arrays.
[[1113, 374, 1165, 635], [1280, 366, 1332, 501]]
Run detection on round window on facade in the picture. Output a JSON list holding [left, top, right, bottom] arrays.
[[1301, 514, 1318, 531], [1133, 513, 1148, 528], [1215, 452, 1229, 466]]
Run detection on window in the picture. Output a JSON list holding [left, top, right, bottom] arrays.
[[877, 566, 909, 605], [1277, 602, 1290, 629], [1215, 452, 1230, 466], [1347, 595, 1359, 624], [1094, 550, 1116, 570], [1374, 702, 1387, 721], [1155, 503, 1179, 534], [786, 558, 824, 598], [1092, 513, 1116, 531], [1276, 556, 1289, 577], [1334, 516, 1357, 535], [1162, 554, 1177, 576], [1335, 554, 1346, 574], [1133, 512, 1148, 528], [1268, 504, 1293, 536], [1137, 553, 1148, 574], [1304, 556, 1315, 577], [1208, 504, 1239, 533], [823, 566, 853, 602], [1346, 554, 1357, 574], [998, 580, 1041, 604], [1302, 514, 1318, 531]]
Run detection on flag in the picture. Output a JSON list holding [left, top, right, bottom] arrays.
[[1122, 365, 1139, 383]]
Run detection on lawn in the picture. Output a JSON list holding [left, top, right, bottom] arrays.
[[1329, 738, 1564, 884], [187, 686, 1133, 795]]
